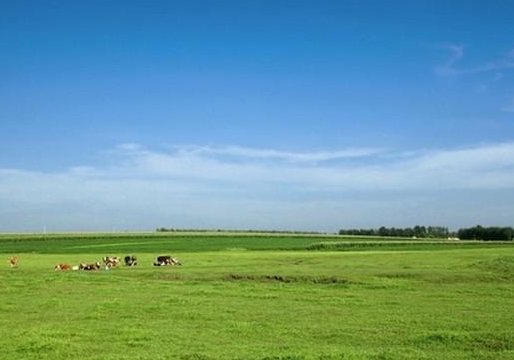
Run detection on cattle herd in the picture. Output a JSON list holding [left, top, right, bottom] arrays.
[[6, 255, 181, 271]]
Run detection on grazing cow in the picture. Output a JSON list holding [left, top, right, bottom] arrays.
[[103, 256, 121, 269], [55, 263, 72, 271], [79, 262, 101, 271], [124, 255, 137, 266], [8, 256, 19, 268], [154, 255, 181, 266]]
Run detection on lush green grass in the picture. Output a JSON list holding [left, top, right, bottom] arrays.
[[1, 233, 514, 359]]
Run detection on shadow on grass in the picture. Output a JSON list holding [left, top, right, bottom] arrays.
[[226, 273, 358, 285]]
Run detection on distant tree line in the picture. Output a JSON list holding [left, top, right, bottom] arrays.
[[339, 225, 514, 241], [338, 226, 451, 238], [156, 228, 329, 235], [457, 225, 513, 241], [156, 228, 211, 233], [157, 225, 514, 240]]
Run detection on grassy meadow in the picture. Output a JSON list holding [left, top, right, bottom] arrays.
[[1, 232, 514, 359]]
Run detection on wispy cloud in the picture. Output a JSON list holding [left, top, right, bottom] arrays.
[[436, 44, 514, 77], [435, 43, 465, 76], [502, 95, 514, 112], [2, 143, 514, 232], [493, 72, 504, 81], [2, 143, 514, 193], [169, 145, 383, 163]]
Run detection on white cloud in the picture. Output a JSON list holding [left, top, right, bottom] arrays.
[[3, 143, 514, 195], [104, 143, 514, 190], [172, 145, 383, 163], [1, 143, 514, 232], [436, 44, 514, 77]]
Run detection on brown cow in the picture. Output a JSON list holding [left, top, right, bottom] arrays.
[[8, 256, 19, 268], [103, 256, 121, 269], [55, 263, 72, 271]]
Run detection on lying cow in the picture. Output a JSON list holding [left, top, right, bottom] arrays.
[[103, 256, 121, 269], [153, 255, 181, 266], [8, 256, 19, 268], [124, 255, 137, 266], [79, 262, 101, 271], [7, 256, 19, 267], [55, 263, 72, 271]]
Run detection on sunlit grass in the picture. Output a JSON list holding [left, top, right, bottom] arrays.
[[1, 234, 514, 359]]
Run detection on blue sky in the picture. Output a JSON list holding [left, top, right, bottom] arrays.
[[1, 0, 514, 232]]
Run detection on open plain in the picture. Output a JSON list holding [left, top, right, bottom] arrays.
[[1, 233, 514, 359]]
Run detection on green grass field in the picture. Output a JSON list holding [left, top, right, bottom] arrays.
[[1, 233, 514, 359]]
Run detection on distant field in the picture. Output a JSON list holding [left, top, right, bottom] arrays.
[[0, 231, 510, 254], [1, 233, 514, 359]]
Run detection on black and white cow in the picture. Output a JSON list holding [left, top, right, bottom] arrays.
[[79, 262, 101, 271], [153, 255, 181, 266], [124, 255, 137, 266]]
